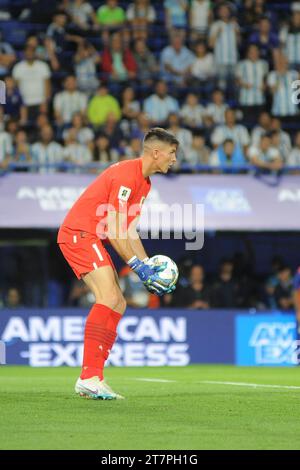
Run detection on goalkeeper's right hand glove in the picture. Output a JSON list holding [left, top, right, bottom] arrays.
[[127, 256, 169, 296]]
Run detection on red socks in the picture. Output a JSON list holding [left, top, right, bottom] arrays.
[[80, 304, 122, 380]]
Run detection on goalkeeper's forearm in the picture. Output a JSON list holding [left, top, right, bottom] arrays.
[[128, 229, 148, 261], [107, 211, 143, 264]]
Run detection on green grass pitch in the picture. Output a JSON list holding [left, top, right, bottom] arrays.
[[1, 365, 300, 450]]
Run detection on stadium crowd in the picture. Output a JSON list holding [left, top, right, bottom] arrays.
[[0, 0, 300, 172], [0, 247, 296, 310]]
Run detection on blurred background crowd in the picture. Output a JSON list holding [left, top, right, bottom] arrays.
[[0, 0, 300, 173]]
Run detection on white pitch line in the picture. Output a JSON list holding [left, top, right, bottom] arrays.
[[134, 378, 177, 383], [200, 380, 300, 390]]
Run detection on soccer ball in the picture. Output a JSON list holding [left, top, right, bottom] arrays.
[[146, 255, 179, 288]]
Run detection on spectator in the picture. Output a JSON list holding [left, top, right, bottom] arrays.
[[211, 108, 250, 154], [97, 112, 124, 148], [87, 85, 121, 127], [274, 266, 294, 311], [31, 125, 64, 173], [270, 117, 292, 160], [167, 112, 193, 162], [4, 287, 23, 309], [143, 80, 179, 124], [93, 133, 119, 164], [190, 0, 212, 39], [96, 0, 126, 30], [63, 112, 95, 152], [74, 41, 101, 94], [31, 125, 63, 173], [210, 139, 246, 169], [204, 88, 228, 126], [121, 86, 141, 120], [164, 0, 188, 31], [0, 76, 27, 124], [69, 279, 95, 307], [180, 93, 205, 129], [53, 75, 88, 126], [63, 128, 92, 166], [12, 45, 51, 122], [160, 32, 195, 85], [124, 137, 142, 158], [131, 111, 151, 140], [65, 0, 97, 31], [211, 260, 240, 308], [180, 265, 210, 309], [248, 15, 279, 68], [0, 124, 13, 169], [190, 41, 216, 85], [248, 132, 283, 171], [270, 130, 290, 163], [46, 11, 83, 56], [236, 44, 268, 122], [251, 111, 272, 146], [267, 53, 299, 118], [126, 0, 156, 40], [133, 38, 158, 84], [209, 3, 240, 88], [279, 6, 300, 69], [119, 264, 159, 308], [0, 30, 16, 77], [13, 130, 32, 170], [185, 132, 210, 166], [25, 34, 56, 69], [287, 130, 300, 167], [102, 31, 137, 82]]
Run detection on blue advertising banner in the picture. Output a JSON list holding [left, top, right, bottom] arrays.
[[235, 314, 298, 366], [0, 308, 236, 366], [1, 309, 298, 366]]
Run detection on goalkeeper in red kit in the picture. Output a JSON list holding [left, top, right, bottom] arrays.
[[57, 128, 179, 399]]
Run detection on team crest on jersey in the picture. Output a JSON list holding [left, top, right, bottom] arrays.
[[118, 186, 132, 201]]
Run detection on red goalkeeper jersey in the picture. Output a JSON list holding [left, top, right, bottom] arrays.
[[57, 158, 151, 243]]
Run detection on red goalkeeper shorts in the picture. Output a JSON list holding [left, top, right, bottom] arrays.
[[58, 226, 115, 279]]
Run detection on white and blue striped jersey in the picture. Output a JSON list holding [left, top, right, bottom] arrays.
[[0, 131, 13, 163], [267, 69, 299, 116], [31, 142, 64, 173], [209, 20, 239, 65], [211, 124, 250, 147], [280, 27, 300, 65], [236, 59, 269, 105]]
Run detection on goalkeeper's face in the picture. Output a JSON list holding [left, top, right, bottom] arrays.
[[155, 143, 177, 173]]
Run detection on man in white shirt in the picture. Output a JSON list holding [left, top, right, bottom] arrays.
[[12, 45, 51, 121], [63, 128, 92, 167], [211, 108, 250, 154], [236, 44, 268, 123], [160, 34, 195, 85], [31, 125, 63, 173], [143, 80, 179, 125], [248, 133, 283, 171], [209, 3, 240, 89], [267, 54, 299, 118], [53, 75, 88, 126]]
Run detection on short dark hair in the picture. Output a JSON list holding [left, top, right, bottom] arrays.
[[143, 127, 179, 147]]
